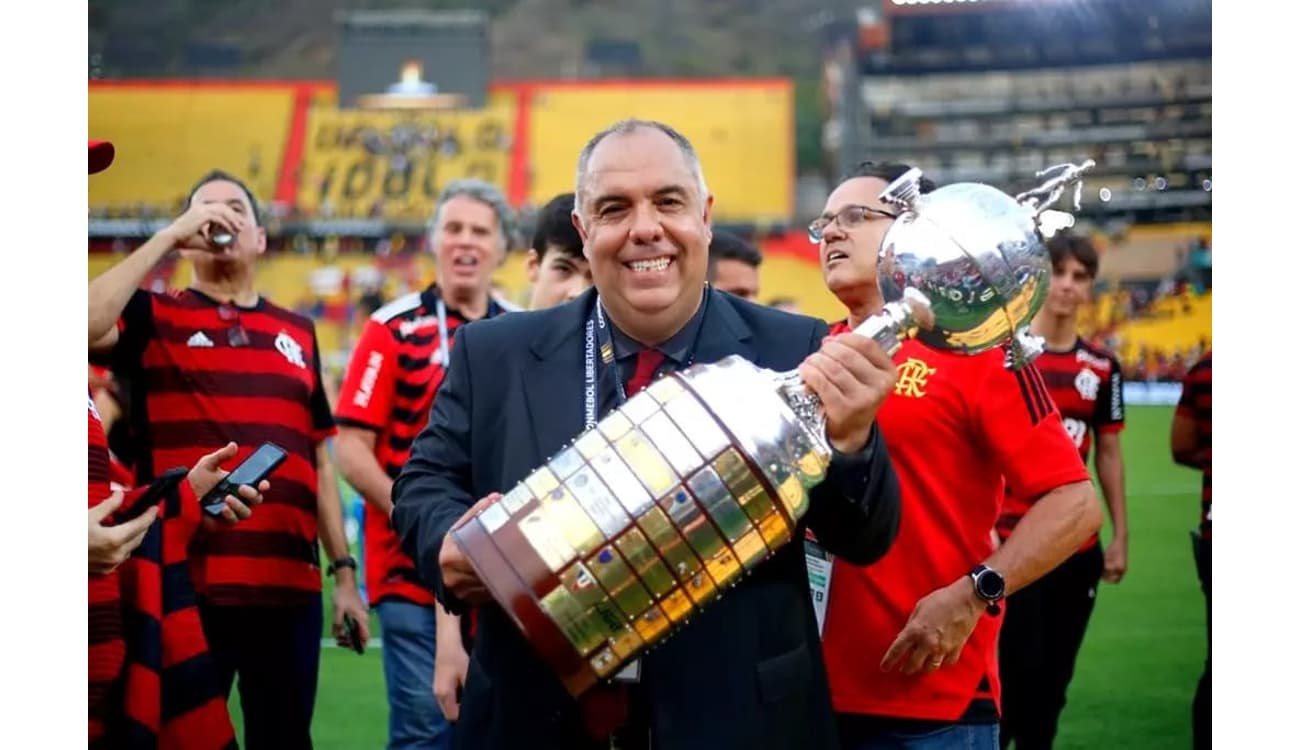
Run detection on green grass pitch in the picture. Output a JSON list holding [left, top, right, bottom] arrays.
[[230, 405, 1206, 749]]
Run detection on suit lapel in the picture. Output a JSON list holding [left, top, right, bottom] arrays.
[[520, 290, 595, 466], [690, 288, 756, 367]]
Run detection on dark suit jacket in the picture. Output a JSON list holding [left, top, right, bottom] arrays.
[[392, 287, 901, 750]]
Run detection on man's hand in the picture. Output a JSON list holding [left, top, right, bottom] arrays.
[[332, 571, 371, 649], [798, 333, 898, 453], [159, 201, 249, 253], [1103, 536, 1129, 583], [440, 493, 500, 605], [881, 578, 984, 675], [89, 491, 157, 575], [187, 442, 269, 526], [434, 609, 470, 721]]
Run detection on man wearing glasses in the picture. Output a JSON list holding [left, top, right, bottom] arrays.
[[90, 170, 368, 750], [809, 162, 1101, 750]]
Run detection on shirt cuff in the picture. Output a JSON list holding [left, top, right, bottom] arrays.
[[824, 422, 880, 501]]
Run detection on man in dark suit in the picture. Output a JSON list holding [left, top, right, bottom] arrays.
[[391, 119, 903, 750]]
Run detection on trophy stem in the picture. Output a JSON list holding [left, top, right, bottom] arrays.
[[772, 287, 933, 454], [850, 287, 934, 357]]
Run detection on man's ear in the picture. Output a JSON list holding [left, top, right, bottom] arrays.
[[525, 249, 541, 284], [571, 210, 592, 260]]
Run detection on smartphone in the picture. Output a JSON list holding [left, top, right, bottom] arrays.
[[343, 614, 365, 655], [200, 442, 288, 518], [114, 466, 188, 525]]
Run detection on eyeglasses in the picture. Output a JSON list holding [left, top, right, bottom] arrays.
[[807, 204, 899, 244], [217, 304, 250, 348]]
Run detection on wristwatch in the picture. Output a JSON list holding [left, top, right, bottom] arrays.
[[968, 564, 1006, 615], [327, 555, 358, 577]]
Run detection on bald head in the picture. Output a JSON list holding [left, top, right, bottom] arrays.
[[573, 119, 708, 220]]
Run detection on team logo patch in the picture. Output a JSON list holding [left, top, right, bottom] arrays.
[[894, 358, 936, 398], [1074, 368, 1100, 401], [275, 332, 307, 368]]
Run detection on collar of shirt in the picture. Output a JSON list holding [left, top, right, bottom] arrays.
[[605, 287, 709, 373], [421, 284, 506, 321]]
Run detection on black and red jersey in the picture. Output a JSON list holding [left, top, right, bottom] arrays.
[[1177, 352, 1212, 540], [88, 393, 124, 745], [106, 288, 336, 607], [89, 390, 235, 749], [335, 286, 516, 607], [998, 338, 1124, 549]]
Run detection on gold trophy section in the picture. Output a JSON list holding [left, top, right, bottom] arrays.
[[453, 374, 801, 697]]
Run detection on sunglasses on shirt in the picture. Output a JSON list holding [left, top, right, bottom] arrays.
[[217, 304, 251, 348]]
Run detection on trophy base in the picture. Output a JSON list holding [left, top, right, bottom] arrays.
[[453, 517, 600, 696]]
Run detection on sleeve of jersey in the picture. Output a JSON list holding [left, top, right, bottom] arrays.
[[1175, 360, 1206, 419], [1094, 357, 1126, 433], [98, 289, 153, 375], [334, 318, 397, 432], [307, 328, 338, 442], [977, 360, 1091, 501]]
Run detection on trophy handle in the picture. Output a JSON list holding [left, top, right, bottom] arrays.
[[1013, 159, 1096, 217], [1003, 326, 1046, 371]]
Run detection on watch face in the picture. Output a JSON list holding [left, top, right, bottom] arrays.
[[976, 569, 1005, 599]]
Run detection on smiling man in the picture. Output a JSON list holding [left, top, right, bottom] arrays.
[[390, 119, 904, 750], [334, 179, 519, 750]]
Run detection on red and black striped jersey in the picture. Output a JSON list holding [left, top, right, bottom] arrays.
[[820, 324, 1089, 722], [1177, 352, 1212, 540], [106, 288, 336, 607], [997, 338, 1124, 548], [335, 286, 516, 606], [89, 390, 236, 749], [88, 392, 125, 745]]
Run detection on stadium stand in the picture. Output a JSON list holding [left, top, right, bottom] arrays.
[[88, 83, 303, 215]]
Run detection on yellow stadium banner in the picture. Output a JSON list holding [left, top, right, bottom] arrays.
[[296, 96, 517, 222], [523, 80, 794, 224]]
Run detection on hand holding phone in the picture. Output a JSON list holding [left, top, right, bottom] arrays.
[[114, 466, 188, 525], [343, 614, 366, 655], [200, 442, 287, 519]]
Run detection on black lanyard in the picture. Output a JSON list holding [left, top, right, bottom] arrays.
[[581, 292, 706, 431], [433, 292, 505, 367]]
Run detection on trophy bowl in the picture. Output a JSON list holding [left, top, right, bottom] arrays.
[[449, 161, 1096, 696], [876, 162, 1095, 368]]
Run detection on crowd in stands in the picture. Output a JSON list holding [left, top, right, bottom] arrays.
[[1081, 235, 1212, 384]]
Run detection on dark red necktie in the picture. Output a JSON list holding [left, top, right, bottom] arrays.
[[625, 348, 666, 396], [578, 348, 665, 741]]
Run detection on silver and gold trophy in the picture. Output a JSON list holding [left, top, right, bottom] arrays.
[[450, 161, 1095, 697]]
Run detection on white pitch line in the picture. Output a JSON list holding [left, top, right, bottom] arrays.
[[322, 637, 385, 649]]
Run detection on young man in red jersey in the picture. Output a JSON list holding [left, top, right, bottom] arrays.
[[813, 161, 1103, 750], [995, 232, 1129, 750], [1172, 351, 1211, 750], [90, 170, 367, 750], [335, 179, 519, 750], [525, 192, 593, 310]]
